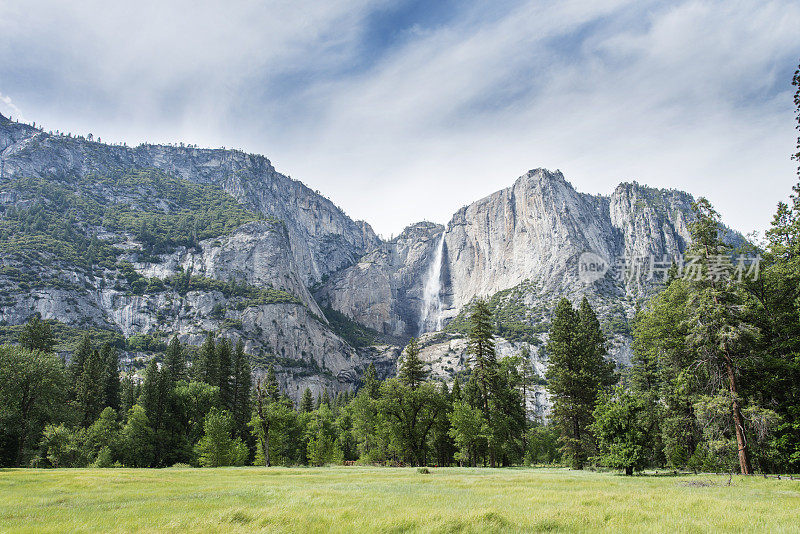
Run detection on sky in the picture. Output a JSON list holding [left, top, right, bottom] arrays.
[[1, 0, 798, 239]]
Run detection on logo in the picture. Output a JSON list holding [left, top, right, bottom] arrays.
[[578, 252, 609, 284]]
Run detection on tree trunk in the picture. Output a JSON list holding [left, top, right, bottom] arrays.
[[625, 466, 633, 476], [572, 417, 583, 470], [724, 352, 752, 475]]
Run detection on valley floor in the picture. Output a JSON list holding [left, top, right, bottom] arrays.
[[0, 467, 798, 533]]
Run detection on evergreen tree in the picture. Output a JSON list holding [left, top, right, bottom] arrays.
[[577, 298, 614, 385], [139, 357, 191, 466], [194, 333, 219, 386], [230, 340, 252, 442], [399, 337, 427, 389], [69, 334, 93, 387], [686, 198, 756, 474], [120, 375, 138, 416], [466, 298, 499, 467], [100, 343, 120, 413], [163, 336, 186, 384], [430, 381, 455, 466], [545, 298, 615, 469], [300, 388, 314, 413], [252, 368, 280, 467], [264, 364, 280, 402], [362, 363, 381, 399], [216, 337, 233, 411], [319, 389, 331, 409], [591, 386, 653, 475], [75, 348, 106, 427], [632, 277, 704, 469], [451, 376, 462, 402]]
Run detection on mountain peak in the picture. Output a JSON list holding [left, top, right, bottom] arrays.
[[524, 167, 563, 179]]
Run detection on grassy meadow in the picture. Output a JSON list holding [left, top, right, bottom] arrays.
[[0, 467, 798, 533]]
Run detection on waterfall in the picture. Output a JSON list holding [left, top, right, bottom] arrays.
[[419, 232, 445, 335]]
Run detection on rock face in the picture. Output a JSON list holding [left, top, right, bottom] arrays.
[[0, 115, 389, 397], [0, 116, 379, 285], [313, 221, 446, 337], [319, 169, 705, 340], [0, 113, 744, 404], [316, 168, 742, 384]]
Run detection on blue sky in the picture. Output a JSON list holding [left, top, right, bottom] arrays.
[[1, 0, 799, 238]]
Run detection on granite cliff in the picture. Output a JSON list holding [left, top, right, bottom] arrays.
[[0, 113, 741, 408]]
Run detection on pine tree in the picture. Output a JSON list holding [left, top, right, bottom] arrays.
[[76, 348, 106, 427], [139, 359, 177, 466], [301, 388, 314, 413], [100, 343, 120, 412], [253, 374, 276, 467], [467, 298, 499, 466], [319, 389, 331, 409], [515, 346, 536, 423], [120, 375, 138, 415], [163, 336, 186, 384], [685, 198, 756, 474], [216, 337, 233, 410], [451, 376, 462, 402], [362, 363, 381, 399], [431, 381, 455, 466], [195, 333, 219, 386], [70, 334, 93, 387], [545, 298, 615, 469], [264, 364, 279, 403], [632, 278, 698, 469], [230, 340, 252, 441], [399, 337, 427, 389], [591, 386, 652, 475]]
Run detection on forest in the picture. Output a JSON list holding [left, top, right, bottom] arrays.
[[1, 172, 799, 473]]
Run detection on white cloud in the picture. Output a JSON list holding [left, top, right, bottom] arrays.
[[277, 0, 800, 237], [1, 0, 798, 237], [0, 92, 25, 122]]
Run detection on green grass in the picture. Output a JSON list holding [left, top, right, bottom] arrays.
[[0, 467, 798, 533]]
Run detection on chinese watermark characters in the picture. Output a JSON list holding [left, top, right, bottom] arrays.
[[578, 252, 761, 284]]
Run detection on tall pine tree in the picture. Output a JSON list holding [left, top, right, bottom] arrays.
[[163, 336, 187, 384], [399, 337, 427, 389], [546, 297, 615, 469], [100, 343, 121, 413], [467, 298, 499, 467]]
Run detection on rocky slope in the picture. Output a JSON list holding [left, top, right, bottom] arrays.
[[317, 169, 705, 341], [0, 114, 388, 397], [0, 116, 379, 285], [314, 168, 745, 418], [0, 113, 743, 409]]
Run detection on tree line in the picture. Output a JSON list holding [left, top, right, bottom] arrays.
[[2, 177, 800, 472], [0, 304, 560, 469]]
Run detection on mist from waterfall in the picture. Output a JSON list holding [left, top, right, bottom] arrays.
[[418, 232, 445, 335]]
